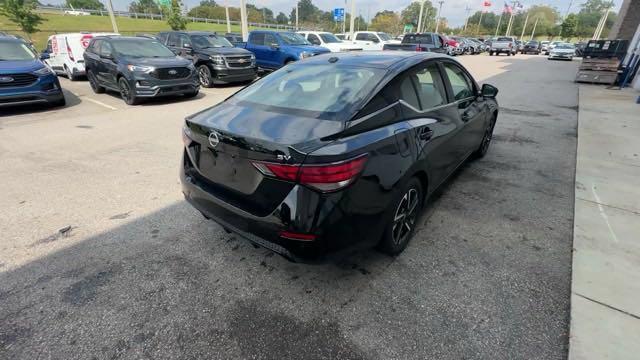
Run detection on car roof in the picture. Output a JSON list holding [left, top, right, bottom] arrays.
[[0, 36, 22, 43], [295, 51, 448, 69]]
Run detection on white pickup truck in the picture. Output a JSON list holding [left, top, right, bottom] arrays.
[[348, 31, 400, 51]]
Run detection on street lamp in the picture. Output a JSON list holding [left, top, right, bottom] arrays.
[[434, 0, 444, 33]]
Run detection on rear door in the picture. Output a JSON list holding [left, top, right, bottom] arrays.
[[97, 40, 117, 89], [263, 33, 281, 68], [175, 33, 194, 61], [397, 61, 463, 187], [441, 61, 486, 158], [247, 33, 270, 68]]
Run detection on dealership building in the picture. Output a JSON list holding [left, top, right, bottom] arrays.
[[609, 0, 640, 90]]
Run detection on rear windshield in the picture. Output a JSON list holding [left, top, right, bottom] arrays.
[[527, 41, 539, 45], [232, 64, 384, 120], [0, 41, 36, 61], [404, 35, 433, 44], [112, 39, 175, 57], [191, 34, 233, 48], [556, 44, 575, 49], [319, 33, 341, 43], [496, 37, 512, 42]]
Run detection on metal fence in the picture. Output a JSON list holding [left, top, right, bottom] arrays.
[[36, 6, 296, 31]]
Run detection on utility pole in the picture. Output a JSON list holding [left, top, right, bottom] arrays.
[[463, 4, 471, 32], [225, 0, 231, 34], [349, 0, 356, 40], [476, 10, 484, 35], [422, 8, 430, 33], [558, 0, 574, 37], [520, 12, 529, 40], [105, 0, 118, 33], [434, 0, 444, 33], [417, 0, 425, 34], [295, 2, 299, 30], [495, 12, 503, 36], [505, 2, 515, 36], [530, 16, 539, 40], [593, 6, 611, 40], [240, 0, 248, 41]]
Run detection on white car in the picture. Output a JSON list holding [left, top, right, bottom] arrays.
[[296, 31, 362, 52], [545, 41, 563, 55], [43, 32, 118, 80], [64, 10, 91, 16], [548, 43, 576, 61], [351, 31, 400, 51]]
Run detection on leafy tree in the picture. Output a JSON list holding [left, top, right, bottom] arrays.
[[580, 0, 614, 13], [66, 0, 104, 10], [129, 0, 161, 14], [561, 13, 578, 39], [289, 0, 319, 23], [370, 10, 402, 34], [401, 1, 436, 30], [0, 0, 44, 36], [275, 12, 288, 24], [165, 0, 187, 30], [199, 0, 217, 6]]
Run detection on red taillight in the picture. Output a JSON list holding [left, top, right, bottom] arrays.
[[66, 38, 75, 62], [278, 231, 316, 241], [252, 154, 368, 192]]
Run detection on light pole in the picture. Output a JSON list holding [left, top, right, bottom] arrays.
[[434, 0, 444, 33], [417, 0, 425, 34], [349, 0, 356, 40], [105, 0, 118, 33], [463, 4, 471, 32], [296, 2, 299, 30], [240, 0, 248, 41], [225, 0, 231, 34]]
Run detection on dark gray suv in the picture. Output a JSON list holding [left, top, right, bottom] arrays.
[[83, 36, 199, 105]]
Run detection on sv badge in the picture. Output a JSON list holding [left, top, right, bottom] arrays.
[[277, 154, 291, 161]]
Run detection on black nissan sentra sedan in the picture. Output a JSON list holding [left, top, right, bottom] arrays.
[[181, 52, 499, 262]]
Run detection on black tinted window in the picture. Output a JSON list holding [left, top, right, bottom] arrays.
[[355, 33, 367, 41], [406, 35, 433, 44], [443, 63, 474, 101], [167, 33, 179, 47], [250, 33, 265, 46], [157, 33, 168, 43], [398, 75, 420, 110], [99, 41, 112, 57], [413, 64, 447, 110]]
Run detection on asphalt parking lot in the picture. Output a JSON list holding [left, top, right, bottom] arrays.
[[1, 54, 579, 359]]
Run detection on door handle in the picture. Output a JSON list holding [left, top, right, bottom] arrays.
[[419, 127, 434, 141]]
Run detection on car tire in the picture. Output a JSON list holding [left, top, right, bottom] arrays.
[[197, 64, 214, 88], [377, 177, 423, 256], [65, 66, 76, 81], [473, 115, 496, 159], [489, 51, 493, 56], [87, 70, 105, 94], [118, 77, 140, 105]]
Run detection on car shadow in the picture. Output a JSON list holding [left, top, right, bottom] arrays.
[[0, 88, 81, 117], [99, 88, 207, 106]]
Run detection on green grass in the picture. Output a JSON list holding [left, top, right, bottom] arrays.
[[0, 12, 264, 49]]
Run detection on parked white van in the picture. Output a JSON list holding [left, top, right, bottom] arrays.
[[296, 31, 362, 52], [43, 33, 118, 80]]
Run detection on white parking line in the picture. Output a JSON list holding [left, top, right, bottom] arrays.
[[71, 91, 118, 111]]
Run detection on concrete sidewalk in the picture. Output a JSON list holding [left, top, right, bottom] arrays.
[[569, 85, 640, 359]]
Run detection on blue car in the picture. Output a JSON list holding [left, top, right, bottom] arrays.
[[0, 36, 65, 108], [243, 31, 330, 70]]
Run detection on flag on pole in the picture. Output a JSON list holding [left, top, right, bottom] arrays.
[[483, 1, 492, 6], [503, 2, 513, 13]]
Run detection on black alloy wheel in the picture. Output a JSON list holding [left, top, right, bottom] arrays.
[[474, 116, 497, 158], [378, 177, 423, 255], [198, 65, 213, 88], [118, 78, 139, 105], [87, 70, 104, 94]]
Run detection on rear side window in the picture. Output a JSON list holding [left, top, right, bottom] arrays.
[[157, 33, 168, 43], [250, 33, 265, 45], [99, 41, 112, 57], [307, 34, 321, 46], [414, 65, 446, 109], [88, 39, 101, 54], [167, 33, 179, 47], [264, 33, 277, 46], [443, 63, 474, 101], [355, 33, 367, 41]]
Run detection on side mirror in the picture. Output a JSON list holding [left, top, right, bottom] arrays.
[[40, 52, 50, 60], [481, 84, 498, 98], [270, 43, 280, 49]]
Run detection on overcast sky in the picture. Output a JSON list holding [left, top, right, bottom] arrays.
[[53, 0, 623, 28]]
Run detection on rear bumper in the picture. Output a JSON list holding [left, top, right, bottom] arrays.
[[0, 76, 64, 107], [180, 152, 389, 262]]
